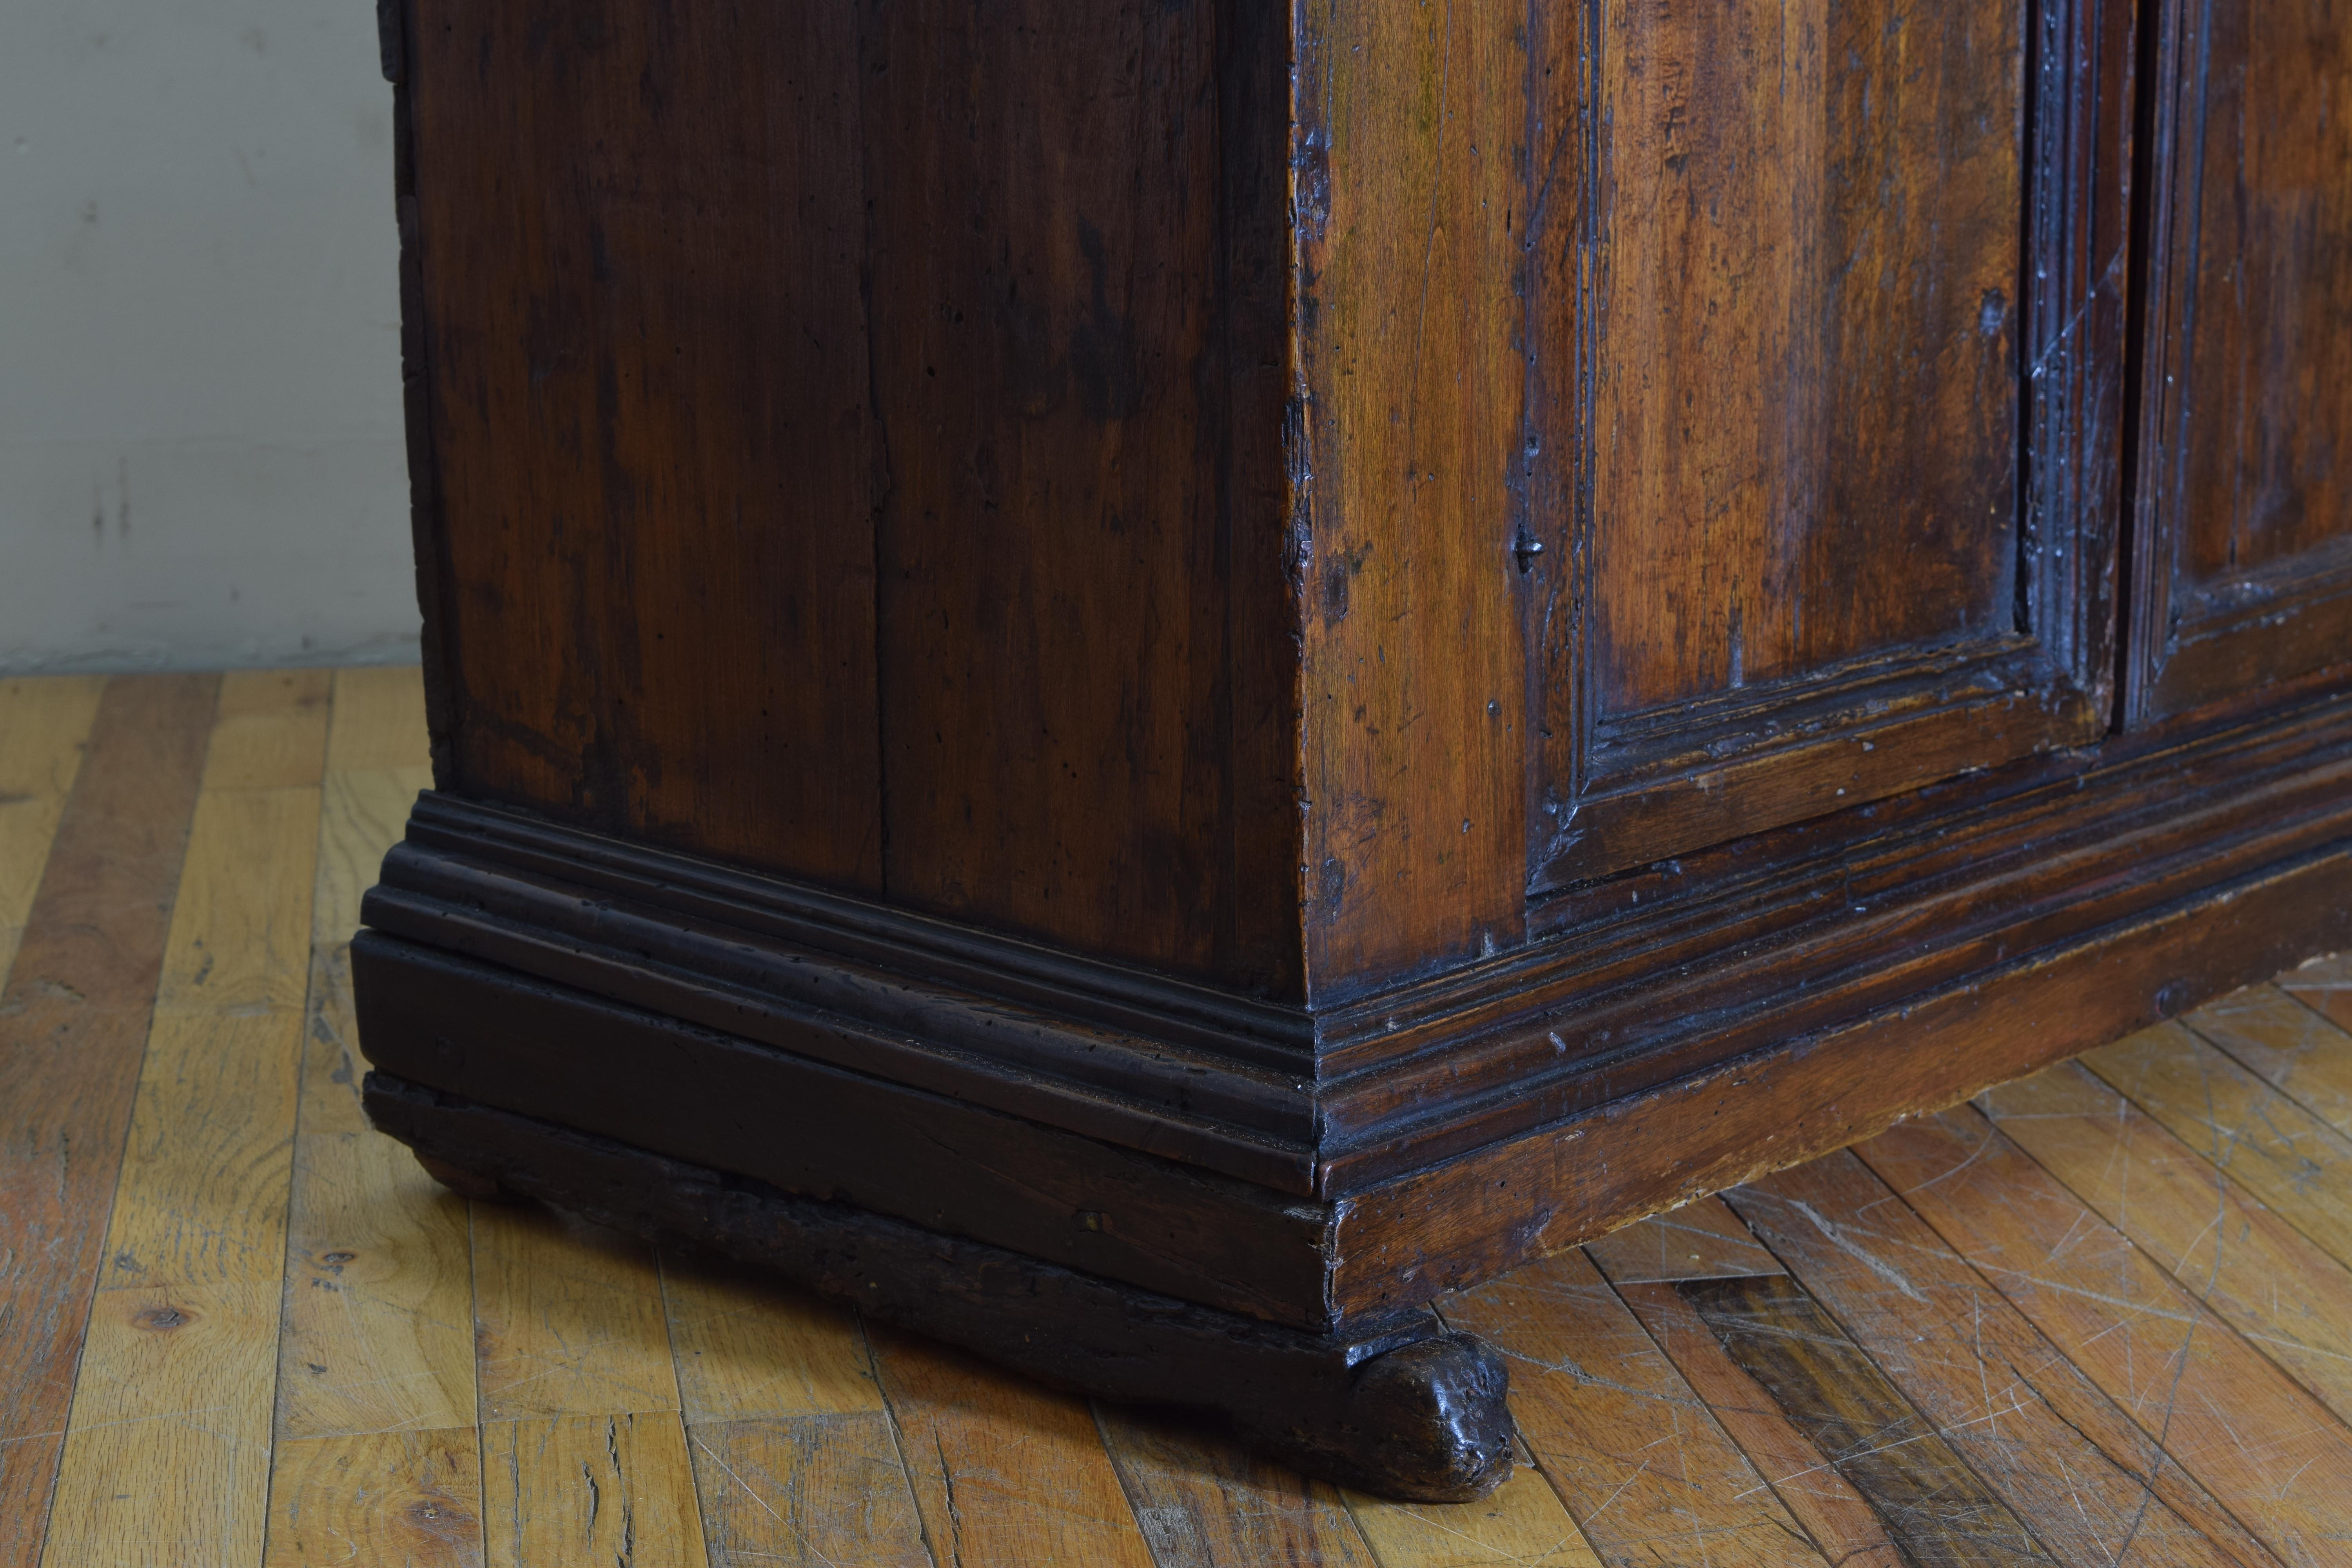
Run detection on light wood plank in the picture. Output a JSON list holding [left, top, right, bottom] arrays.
[[1862, 1105, 2352, 1568], [471, 1203, 681, 1421], [2188, 982, 2352, 1143], [0, 675, 215, 1568], [203, 669, 332, 791], [274, 1129, 477, 1440], [302, 769, 430, 1139], [0, 676, 109, 798], [481, 1414, 708, 1568], [2086, 1021, 2352, 1269], [0, 676, 106, 986], [2279, 951, 2352, 1037], [258, 672, 458, 1568], [660, 1254, 884, 1423], [152, 785, 321, 1018], [312, 766, 430, 946], [263, 1428, 485, 1568], [37, 1282, 279, 1567], [40, 677, 327, 1564], [327, 666, 433, 773], [867, 1328, 1156, 1568], [97, 731, 321, 1290], [96, 1009, 302, 1289], [1344, 1458, 1605, 1568], [1729, 1153, 2270, 1567], [1095, 1404, 1378, 1567], [686, 1414, 932, 1568], [1581, 1196, 1784, 1285], [1982, 1060, 2352, 1424], [1437, 1247, 1831, 1567]]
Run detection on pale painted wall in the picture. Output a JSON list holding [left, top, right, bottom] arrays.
[[0, 1, 418, 672]]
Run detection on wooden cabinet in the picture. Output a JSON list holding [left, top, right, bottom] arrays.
[[358, 0, 2352, 1500]]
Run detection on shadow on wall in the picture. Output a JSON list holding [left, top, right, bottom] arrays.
[[0, 2, 419, 673]]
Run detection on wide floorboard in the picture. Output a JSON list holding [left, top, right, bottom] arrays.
[[5, 668, 2351, 1566]]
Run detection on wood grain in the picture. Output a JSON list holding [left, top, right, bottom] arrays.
[[327, 666, 432, 773], [303, 768, 430, 1140], [1581, 1219, 1901, 1568], [1861, 1105, 2352, 1566], [1581, 1199, 1784, 1286], [2083, 1022, 2352, 1268], [1096, 1405, 1376, 1568], [2184, 983, 2352, 1141], [1679, 1273, 2049, 1564], [1726, 1153, 2270, 1566], [44, 675, 325, 1562], [1343, 1461, 1605, 1568], [96, 1011, 303, 1290], [470, 1203, 681, 1422], [150, 786, 322, 1017], [97, 678, 325, 1290], [660, 1256, 882, 1425], [263, 1428, 485, 1568], [2278, 952, 2352, 1036], [480, 1414, 708, 1568], [0, 673, 214, 1565], [1588, 0, 2020, 713], [866, 1328, 1156, 1568], [1981, 1060, 2352, 1423], [273, 1127, 476, 1440], [405, 0, 884, 895], [2169, 0, 2352, 583], [2129, 0, 2352, 717], [37, 1282, 280, 1567], [1606, 1283, 1904, 1568], [684, 1415, 930, 1568], [864, 0, 1303, 995], [1292, 0, 1528, 990], [1436, 1248, 1829, 1566], [202, 668, 332, 791], [0, 675, 104, 985]]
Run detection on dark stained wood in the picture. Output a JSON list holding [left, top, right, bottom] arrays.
[[1291, 0, 1530, 992], [399, 0, 884, 890], [364, 1074, 1515, 1503], [1330, 816, 2352, 1320], [2127, 0, 2352, 721], [363, 0, 2352, 1495], [864, 0, 1306, 996], [0, 675, 216, 1566], [1590, 0, 2021, 707], [1525, 0, 2132, 887], [1679, 1274, 2052, 1565], [351, 935, 1334, 1328]]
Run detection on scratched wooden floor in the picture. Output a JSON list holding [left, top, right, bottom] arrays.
[[7, 671, 2352, 1566]]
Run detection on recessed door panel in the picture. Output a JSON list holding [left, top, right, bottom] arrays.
[[1528, 0, 2132, 889], [2129, 0, 2352, 721]]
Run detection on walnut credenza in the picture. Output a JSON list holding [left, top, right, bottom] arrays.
[[356, 0, 2352, 1498]]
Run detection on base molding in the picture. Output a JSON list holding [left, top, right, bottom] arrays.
[[363, 1073, 1515, 1503]]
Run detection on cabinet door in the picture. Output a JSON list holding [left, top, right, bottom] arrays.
[[2127, 0, 2352, 722], [1524, 0, 2134, 889]]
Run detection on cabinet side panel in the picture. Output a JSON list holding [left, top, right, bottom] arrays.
[[864, 0, 1304, 995], [405, 1, 884, 889], [1292, 0, 1532, 994]]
